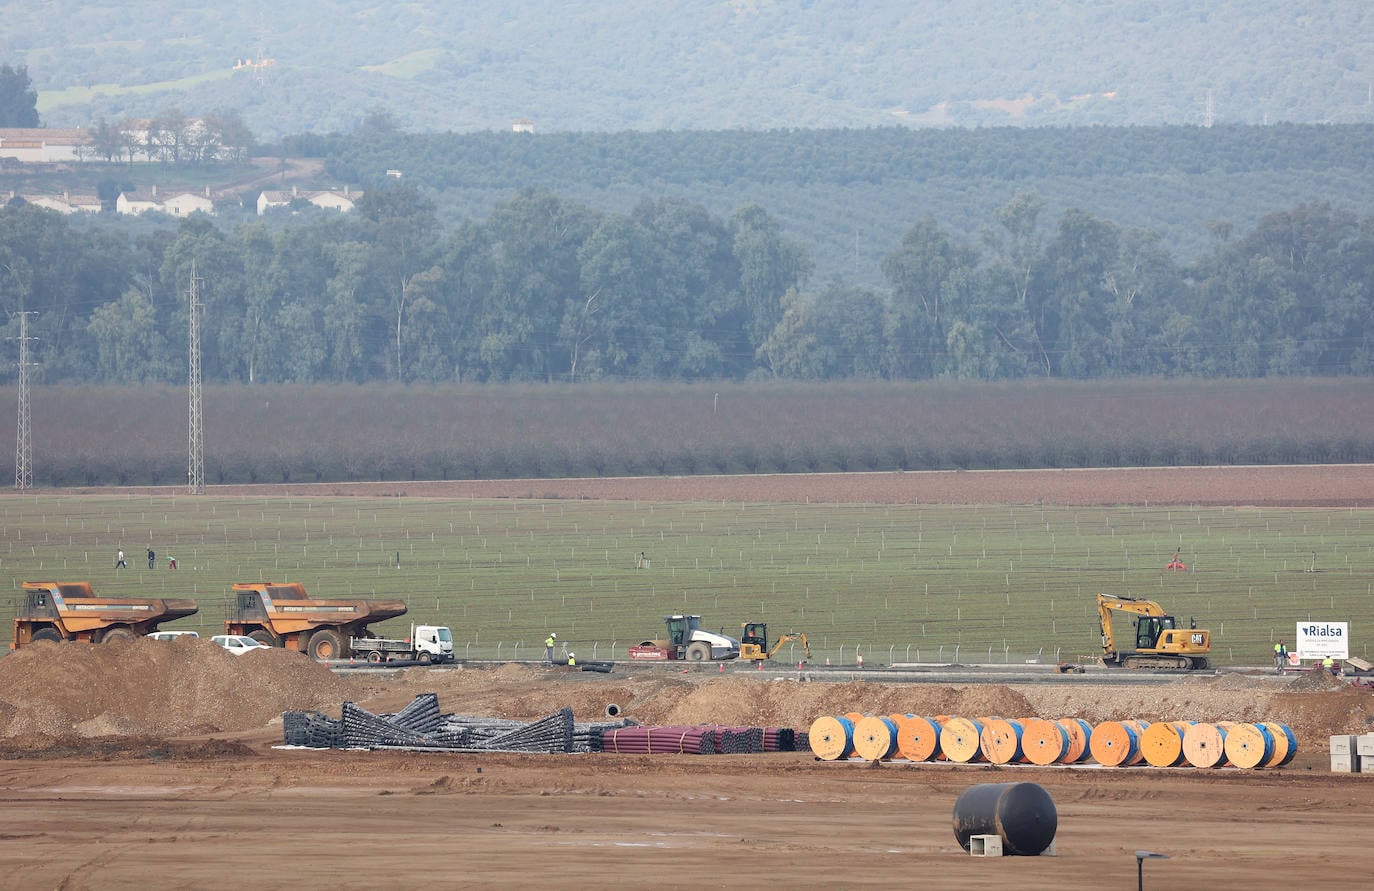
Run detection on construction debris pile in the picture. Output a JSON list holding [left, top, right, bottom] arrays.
[[284, 693, 804, 755]]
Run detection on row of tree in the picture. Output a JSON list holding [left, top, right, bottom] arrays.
[[2, 185, 1372, 385], [85, 108, 256, 164]]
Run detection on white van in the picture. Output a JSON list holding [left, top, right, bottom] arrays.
[[146, 630, 200, 641]]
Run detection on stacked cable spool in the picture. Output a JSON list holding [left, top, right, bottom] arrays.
[[808, 714, 1297, 769]]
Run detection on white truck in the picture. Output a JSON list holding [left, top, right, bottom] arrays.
[[348, 623, 454, 664]]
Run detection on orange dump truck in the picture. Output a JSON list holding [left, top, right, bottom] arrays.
[[11, 580, 199, 648], [225, 581, 409, 661]]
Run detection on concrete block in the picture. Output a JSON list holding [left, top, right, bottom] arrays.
[[1330, 735, 1358, 755], [969, 834, 1003, 857], [1330, 752, 1357, 773], [1356, 734, 1374, 757], [1361, 758, 1374, 774]]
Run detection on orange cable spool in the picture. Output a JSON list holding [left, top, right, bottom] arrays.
[[931, 715, 952, 760], [1056, 718, 1092, 763], [940, 716, 986, 763], [1223, 722, 1275, 770], [1121, 720, 1151, 765], [808, 715, 856, 762], [980, 718, 1027, 765], [852, 715, 899, 761], [843, 711, 866, 725], [1089, 720, 1140, 767], [1182, 722, 1229, 768], [1140, 721, 1186, 767], [895, 715, 941, 762], [1021, 718, 1070, 766], [1261, 722, 1298, 768]]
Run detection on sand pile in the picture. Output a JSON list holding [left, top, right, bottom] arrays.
[[3, 642, 1367, 753], [0, 637, 358, 742]]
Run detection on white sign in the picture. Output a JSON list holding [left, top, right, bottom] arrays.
[[1295, 622, 1349, 660]]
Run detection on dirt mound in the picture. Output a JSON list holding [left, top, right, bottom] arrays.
[[3, 642, 1366, 754], [1270, 685, 1374, 743], [0, 637, 357, 742]]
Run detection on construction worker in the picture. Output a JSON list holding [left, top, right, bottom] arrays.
[[1274, 641, 1288, 672], [544, 633, 556, 663], [1322, 655, 1337, 676], [567, 652, 576, 667]]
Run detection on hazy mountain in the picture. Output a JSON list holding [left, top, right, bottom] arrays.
[[8, 1, 1373, 138]]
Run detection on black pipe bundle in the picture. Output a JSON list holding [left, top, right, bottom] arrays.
[[283, 710, 346, 748]]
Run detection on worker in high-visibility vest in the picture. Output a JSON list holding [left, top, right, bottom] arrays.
[[1322, 655, 1337, 676], [567, 652, 576, 667], [544, 633, 557, 664], [1273, 641, 1287, 672]]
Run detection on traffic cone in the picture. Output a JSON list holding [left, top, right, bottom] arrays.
[[857, 653, 864, 669], [826, 657, 830, 666], [718, 662, 724, 673], [756, 660, 762, 670]]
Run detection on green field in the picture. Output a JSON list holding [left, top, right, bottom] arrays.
[[2, 494, 1368, 667]]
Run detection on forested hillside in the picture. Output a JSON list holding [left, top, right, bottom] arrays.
[[11, 1, 1374, 136], [311, 123, 1374, 283]]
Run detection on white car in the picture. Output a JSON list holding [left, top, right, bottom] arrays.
[[146, 630, 200, 641], [211, 634, 270, 655]]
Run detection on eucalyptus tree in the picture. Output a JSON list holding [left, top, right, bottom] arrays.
[[478, 189, 600, 381], [981, 192, 1052, 376], [1190, 203, 1374, 376], [568, 214, 665, 380], [881, 218, 980, 378], [0, 204, 130, 381], [87, 288, 173, 382], [707, 205, 811, 378], [436, 220, 497, 382], [353, 182, 442, 381], [1035, 208, 1120, 378], [631, 198, 739, 378]]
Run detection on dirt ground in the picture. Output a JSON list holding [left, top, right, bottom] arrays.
[[90, 463, 1374, 506], [4, 467, 1374, 888]]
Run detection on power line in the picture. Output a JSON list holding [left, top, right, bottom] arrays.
[[187, 261, 205, 495], [11, 310, 37, 490]]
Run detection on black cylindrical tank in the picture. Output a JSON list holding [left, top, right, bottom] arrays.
[[952, 782, 1058, 855]]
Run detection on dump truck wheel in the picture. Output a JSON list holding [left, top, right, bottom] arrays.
[[102, 628, 136, 643], [366, 650, 384, 663], [308, 629, 344, 661], [33, 628, 62, 643], [686, 642, 711, 662], [248, 629, 280, 648], [417, 651, 432, 664]]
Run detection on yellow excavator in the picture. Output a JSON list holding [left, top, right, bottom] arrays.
[[739, 622, 810, 662], [1096, 593, 1211, 670]]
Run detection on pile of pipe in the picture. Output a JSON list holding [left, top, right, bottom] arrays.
[[807, 714, 1298, 770], [284, 693, 628, 753], [597, 724, 802, 755]]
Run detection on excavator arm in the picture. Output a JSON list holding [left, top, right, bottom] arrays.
[[769, 632, 810, 660]]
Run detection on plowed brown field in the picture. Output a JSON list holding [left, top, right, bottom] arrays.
[[3, 467, 1372, 889]]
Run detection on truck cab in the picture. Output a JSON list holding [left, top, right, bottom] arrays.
[[411, 624, 454, 662]]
